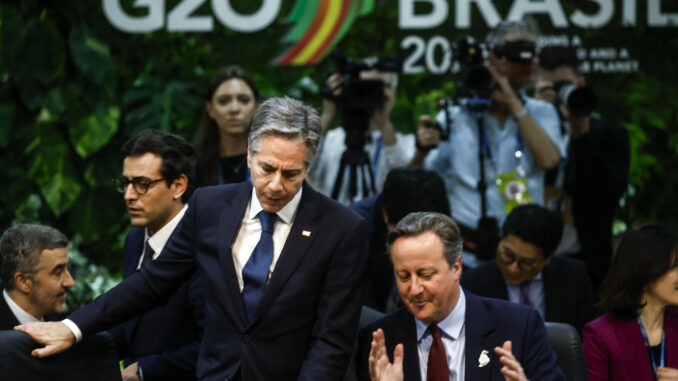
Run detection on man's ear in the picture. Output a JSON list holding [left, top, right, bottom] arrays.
[[14, 272, 33, 294], [381, 208, 390, 225], [171, 174, 189, 201], [247, 146, 253, 168]]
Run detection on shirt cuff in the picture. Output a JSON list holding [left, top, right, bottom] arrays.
[[61, 318, 82, 343]]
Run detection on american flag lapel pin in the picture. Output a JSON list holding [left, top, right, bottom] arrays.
[[302, 230, 311, 237]]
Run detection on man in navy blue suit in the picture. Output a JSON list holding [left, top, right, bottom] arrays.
[[356, 212, 565, 381], [17, 97, 368, 381], [108, 129, 203, 381]]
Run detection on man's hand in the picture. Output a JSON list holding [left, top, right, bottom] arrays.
[[14, 321, 75, 358], [486, 65, 522, 113], [416, 115, 441, 151], [320, 73, 344, 134], [371, 85, 396, 131], [658, 367, 678, 381], [122, 362, 141, 381], [495, 340, 527, 381], [368, 328, 404, 381]]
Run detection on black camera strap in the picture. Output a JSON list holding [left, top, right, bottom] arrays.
[[475, 111, 489, 219]]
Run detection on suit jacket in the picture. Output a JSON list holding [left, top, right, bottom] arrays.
[[583, 308, 678, 381], [461, 256, 596, 333], [69, 182, 368, 381], [0, 293, 62, 330], [355, 289, 566, 381], [107, 226, 204, 381]]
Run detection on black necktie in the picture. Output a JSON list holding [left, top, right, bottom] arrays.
[[242, 211, 276, 322]]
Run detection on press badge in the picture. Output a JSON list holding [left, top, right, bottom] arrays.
[[495, 170, 532, 214]]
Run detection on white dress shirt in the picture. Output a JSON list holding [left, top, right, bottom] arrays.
[[231, 187, 302, 291], [506, 271, 546, 318], [3, 289, 42, 324], [415, 291, 467, 381], [137, 204, 188, 268]]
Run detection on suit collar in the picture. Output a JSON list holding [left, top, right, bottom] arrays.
[[389, 308, 421, 381], [463, 289, 499, 380], [612, 316, 654, 380]]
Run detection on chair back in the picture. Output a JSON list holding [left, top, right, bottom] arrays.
[[545, 322, 589, 381]]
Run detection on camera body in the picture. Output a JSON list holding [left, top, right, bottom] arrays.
[[553, 80, 598, 117], [452, 35, 494, 111]]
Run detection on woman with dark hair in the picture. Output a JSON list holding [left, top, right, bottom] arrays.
[[195, 65, 260, 186], [583, 224, 678, 381]]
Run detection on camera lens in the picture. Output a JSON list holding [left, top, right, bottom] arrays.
[[555, 81, 598, 117]]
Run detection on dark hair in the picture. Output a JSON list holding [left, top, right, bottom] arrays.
[[381, 168, 450, 226], [388, 212, 462, 268], [121, 129, 196, 203], [0, 224, 68, 290], [501, 204, 563, 260], [538, 45, 579, 71], [195, 66, 260, 186], [599, 224, 678, 320]]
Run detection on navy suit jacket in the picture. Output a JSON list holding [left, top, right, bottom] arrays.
[[461, 256, 597, 333], [355, 289, 566, 381], [0, 293, 62, 330], [69, 182, 368, 381], [107, 226, 204, 381]]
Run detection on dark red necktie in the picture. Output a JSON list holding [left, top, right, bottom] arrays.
[[427, 324, 448, 381]]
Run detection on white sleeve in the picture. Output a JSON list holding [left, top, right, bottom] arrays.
[[61, 318, 82, 343]]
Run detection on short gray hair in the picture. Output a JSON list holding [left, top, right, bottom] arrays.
[[486, 20, 537, 49], [0, 224, 68, 290], [387, 212, 463, 267], [248, 97, 321, 166]]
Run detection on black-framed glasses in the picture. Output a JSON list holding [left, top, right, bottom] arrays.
[[497, 248, 540, 272], [113, 176, 165, 195]]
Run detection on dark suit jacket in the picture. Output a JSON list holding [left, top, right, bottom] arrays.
[[583, 308, 678, 381], [461, 256, 596, 333], [68, 182, 368, 381], [107, 226, 204, 381], [355, 289, 566, 381], [0, 293, 62, 330]]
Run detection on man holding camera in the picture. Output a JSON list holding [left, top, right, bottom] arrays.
[[412, 21, 565, 266], [308, 61, 415, 205], [535, 45, 629, 288]]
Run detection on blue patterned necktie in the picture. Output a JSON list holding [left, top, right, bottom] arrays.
[[242, 211, 277, 322]]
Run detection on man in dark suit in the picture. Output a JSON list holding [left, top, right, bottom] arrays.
[[17, 97, 369, 381], [0, 224, 73, 329], [356, 212, 565, 381], [107, 129, 203, 381], [462, 204, 596, 333]]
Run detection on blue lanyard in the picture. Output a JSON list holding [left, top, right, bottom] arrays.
[[371, 137, 383, 176], [638, 316, 666, 377], [479, 122, 524, 166], [216, 159, 250, 184]]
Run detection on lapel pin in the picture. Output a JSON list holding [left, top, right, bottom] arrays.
[[478, 350, 490, 367], [302, 230, 311, 237]]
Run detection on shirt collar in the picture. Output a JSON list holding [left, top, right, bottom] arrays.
[[248, 186, 303, 224], [3, 289, 42, 324], [415, 289, 466, 342], [145, 204, 188, 254]]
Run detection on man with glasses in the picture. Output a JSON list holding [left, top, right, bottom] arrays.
[[109, 129, 203, 381], [462, 204, 595, 333]]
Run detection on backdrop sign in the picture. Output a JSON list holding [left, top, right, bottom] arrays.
[[102, 0, 676, 72]]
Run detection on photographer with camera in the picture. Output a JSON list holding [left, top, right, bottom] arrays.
[[308, 57, 415, 205], [536, 45, 629, 289], [411, 21, 566, 267]]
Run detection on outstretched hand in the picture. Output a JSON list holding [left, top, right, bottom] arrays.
[[368, 328, 404, 381], [495, 340, 527, 381], [14, 321, 75, 358]]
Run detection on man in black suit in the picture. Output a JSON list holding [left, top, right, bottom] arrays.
[[108, 130, 203, 381], [462, 204, 595, 333], [357, 212, 565, 381], [17, 97, 368, 381], [0, 224, 74, 328], [535, 45, 630, 288]]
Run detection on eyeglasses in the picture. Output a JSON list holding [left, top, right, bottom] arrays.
[[113, 176, 165, 195], [497, 248, 540, 272]]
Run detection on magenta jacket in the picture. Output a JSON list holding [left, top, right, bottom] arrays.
[[583, 308, 678, 381]]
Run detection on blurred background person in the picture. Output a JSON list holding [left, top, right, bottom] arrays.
[[195, 65, 260, 186], [309, 59, 415, 204], [583, 224, 678, 381], [462, 204, 596, 334], [536, 45, 630, 290], [349, 167, 450, 313], [0, 224, 73, 328], [412, 21, 565, 267]]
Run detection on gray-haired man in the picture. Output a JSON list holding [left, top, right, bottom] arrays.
[[0, 224, 74, 328], [356, 212, 565, 381], [18, 97, 369, 381]]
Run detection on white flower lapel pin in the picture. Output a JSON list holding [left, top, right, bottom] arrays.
[[478, 349, 490, 367]]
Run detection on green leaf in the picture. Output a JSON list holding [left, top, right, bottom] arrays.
[[69, 104, 120, 158], [68, 24, 116, 89], [0, 100, 15, 148]]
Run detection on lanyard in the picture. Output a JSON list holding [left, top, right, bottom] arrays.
[[217, 159, 251, 184], [638, 316, 666, 377], [479, 120, 524, 173], [371, 137, 383, 176]]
